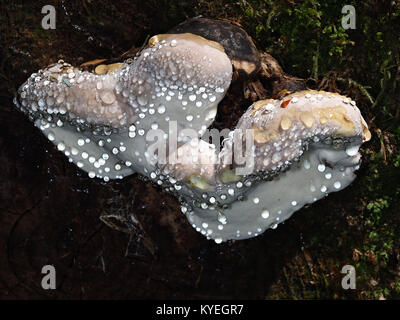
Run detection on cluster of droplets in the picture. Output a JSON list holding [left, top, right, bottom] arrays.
[[116, 36, 231, 137], [16, 61, 137, 130], [178, 142, 362, 243]]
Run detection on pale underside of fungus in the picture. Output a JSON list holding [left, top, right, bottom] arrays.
[[15, 28, 371, 243]]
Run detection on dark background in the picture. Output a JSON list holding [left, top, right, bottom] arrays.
[[0, 0, 399, 299]]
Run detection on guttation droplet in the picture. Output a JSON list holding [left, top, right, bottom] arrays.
[[261, 210, 270, 219]]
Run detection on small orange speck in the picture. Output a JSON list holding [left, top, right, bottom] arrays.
[[280, 100, 291, 108]]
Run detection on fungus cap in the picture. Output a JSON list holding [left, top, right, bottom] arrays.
[[177, 90, 370, 242], [15, 33, 232, 179]]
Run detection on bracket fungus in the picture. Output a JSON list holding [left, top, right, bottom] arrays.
[[14, 20, 371, 243]]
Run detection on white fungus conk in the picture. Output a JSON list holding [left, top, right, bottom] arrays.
[[15, 33, 371, 243]]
